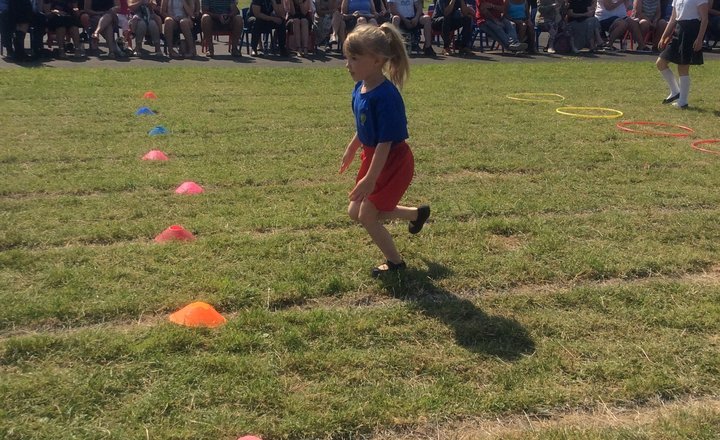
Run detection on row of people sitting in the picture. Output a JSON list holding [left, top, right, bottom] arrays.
[[2, 0, 720, 60]]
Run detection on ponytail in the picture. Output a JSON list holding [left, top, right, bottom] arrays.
[[378, 23, 410, 89], [344, 23, 411, 89]]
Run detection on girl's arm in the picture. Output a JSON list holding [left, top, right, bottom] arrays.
[[443, 0, 457, 18], [273, 0, 286, 18], [586, 0, 595, 17], [340, 133, 362, 174], [633, 0, 642, 17], [658, 6, 675, 47], [694, 2, 709, 50], [349, 142, 391, 201], [524, 0, 531, 22]]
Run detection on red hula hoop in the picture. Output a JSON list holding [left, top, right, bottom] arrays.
[[616, 121, 694, 137], [691, 139, 720, 155]]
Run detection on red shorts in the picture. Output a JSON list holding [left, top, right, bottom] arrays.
[[356, 141, 414, 212]]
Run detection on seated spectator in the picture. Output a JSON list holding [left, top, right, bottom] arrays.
[[505, 0, 536, 51], [596, 0, 647, 50], [284, 0, 310, 56], [45, 0, 84, 57], [84, 0, 123, 57], [161, 0, 199, 57], [705, 0, 720, 44], [535, 0, 565, 52], [374, 0, 391, 23], [128, 0, 162, 56], [312, 0, 341, 49], [0, 0, 10, 56], [388, 0, 435, 55], [476, 0, 527, 52], [432, 0, 474, 55], [567, 0, 601, 50], [248, 0, 287, 56], [632, 0, 666, 50], [5, 0, 46, 60], [200, 0, 243, 56], [337, 0, 378, 49]]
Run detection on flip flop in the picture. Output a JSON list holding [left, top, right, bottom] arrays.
[[371, 260, 406, 278]]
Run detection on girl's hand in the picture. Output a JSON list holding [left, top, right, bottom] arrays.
[[693, 37, 703, 51], [349, 177, 374, 201], [658, 35, 670, 49], [339, 149, 355, 174]]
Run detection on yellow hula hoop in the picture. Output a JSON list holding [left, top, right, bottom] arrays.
[[506, 93, 566, 103], [555, 106, 624, 119]]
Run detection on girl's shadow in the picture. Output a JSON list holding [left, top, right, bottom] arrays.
[[377, 260, 535, 360]]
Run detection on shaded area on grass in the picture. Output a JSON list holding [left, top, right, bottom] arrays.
[[378, 260, 535, 360]]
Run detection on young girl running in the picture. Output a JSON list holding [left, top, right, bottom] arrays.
[[339, 23, 430, 278], [655, 0, 709, 109]]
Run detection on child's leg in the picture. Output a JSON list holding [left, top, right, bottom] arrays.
[[677, 64, 690, 106], [133, 19, 147, 52], [656, 56, 680, 101], [148, 19, 162, 53], [357, 200, 403, 265], [377, 205, 417, 221]]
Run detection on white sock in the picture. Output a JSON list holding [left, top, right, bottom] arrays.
[[678, 75, 690, 106], [660, 69, 679, 98]]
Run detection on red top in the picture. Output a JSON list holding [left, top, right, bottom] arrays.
[[476, 0, 503, 24]]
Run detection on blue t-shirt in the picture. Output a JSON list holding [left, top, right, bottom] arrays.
[[348, 0, 373, 14], [352, 79, 408, 148]]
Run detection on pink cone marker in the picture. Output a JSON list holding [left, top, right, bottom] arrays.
[[154, 225, 195, 243], [175, 181, 204, 194], [142, 150, 169, 161]]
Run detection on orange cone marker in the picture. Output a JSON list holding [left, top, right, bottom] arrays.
[[237, 436, 263, 440], [154, 225, 195, 243], [169, 302, 226, 328], [142, 150, 169, 161], [143, 91, 158, 99], [175, 181, 204, 194]]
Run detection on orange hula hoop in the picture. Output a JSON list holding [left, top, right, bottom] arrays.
[[616, 121, 694, 137], [691, 139, 720, 155]]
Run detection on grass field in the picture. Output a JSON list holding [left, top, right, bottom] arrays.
[[1, 60, 720, 439]]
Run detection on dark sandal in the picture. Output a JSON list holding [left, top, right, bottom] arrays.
[[409, 205, 430, 234], [371, 260, 406, 278]]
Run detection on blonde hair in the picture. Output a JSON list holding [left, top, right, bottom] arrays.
[[343, 23, 410, 89]]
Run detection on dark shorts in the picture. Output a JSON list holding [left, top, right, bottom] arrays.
[[286, 12, 310, 33], [47, 14, 81, 30], [660, 19, 703, 65], [599, 15, 623, 33], [344, 15, 359, 32], [356, 141, 414, 212], [209, 14, 239, 32], [398, 18, 422, 32]]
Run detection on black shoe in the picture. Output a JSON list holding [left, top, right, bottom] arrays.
[[423, 46, 435, 56], [409, 205, 430, 234], [371, 260, 406, 278], [662, 93, 680, 104]]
